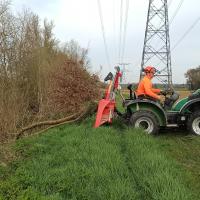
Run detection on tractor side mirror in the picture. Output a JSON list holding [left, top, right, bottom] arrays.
[[127, 84, 132, 90]]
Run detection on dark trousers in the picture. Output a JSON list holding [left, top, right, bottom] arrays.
[[137, 95, 157, 102]]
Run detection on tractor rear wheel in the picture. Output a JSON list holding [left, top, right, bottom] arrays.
[[130, 111, 159, 135], [188, 111, 200, 135]]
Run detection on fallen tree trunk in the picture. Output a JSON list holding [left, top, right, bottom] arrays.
[[16, 102, 97, 140]]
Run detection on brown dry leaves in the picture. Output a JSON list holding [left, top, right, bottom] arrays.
[[48, 60, 100, 115]]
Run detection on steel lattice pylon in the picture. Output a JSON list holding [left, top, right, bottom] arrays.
[[140, 0, 172, 87]]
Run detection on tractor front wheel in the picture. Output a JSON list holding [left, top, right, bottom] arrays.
[[188, 111, 200, 136], [130, 111, 159, 135]]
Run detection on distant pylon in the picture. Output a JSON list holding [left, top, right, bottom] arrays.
[[140, 0, 172, 87], [118, 63, 130, 83]]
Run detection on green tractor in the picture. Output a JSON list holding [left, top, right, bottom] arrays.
[[94, 69, 200, 136], [123, 86, 200, 135]]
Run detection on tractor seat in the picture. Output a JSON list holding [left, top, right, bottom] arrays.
[[126, 84, 137, 100], [132, 91, 137, 99]]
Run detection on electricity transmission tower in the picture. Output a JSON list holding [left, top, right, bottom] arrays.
[[118, 63, 130, 83], [140, 0, 172, 88]]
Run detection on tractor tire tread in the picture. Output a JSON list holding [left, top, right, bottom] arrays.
[[130, 110, 159, 135], [187, 110, 200, 135]]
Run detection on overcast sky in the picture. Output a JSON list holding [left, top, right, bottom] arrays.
[[11, 0, 200, 84]]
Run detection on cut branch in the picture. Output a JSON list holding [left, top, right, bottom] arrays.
[[15, 102, 97, 139]]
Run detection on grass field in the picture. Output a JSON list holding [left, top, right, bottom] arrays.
[[1, 90, 200, 199], [0, 117, 200, 200]]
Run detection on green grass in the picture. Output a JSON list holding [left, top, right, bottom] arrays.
[[0, 118, 199, 200], [155, 131, 200, 196]]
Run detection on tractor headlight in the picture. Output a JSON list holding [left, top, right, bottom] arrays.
[[181, 116, 186, 121]]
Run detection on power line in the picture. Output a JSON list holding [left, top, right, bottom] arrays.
[[153, 0, 185, 66], [168, 0, 173, 7], [156, 0, 184, 45], [97, 0, 111, 68], [118, 0, 124, 63], [156, 0, 184, 47], [169, 0, 185, 25], [155, 15, 200, 67], [113, 0, 117, 61], [121, 0, 130, 63], [172, 16, 200, 51]]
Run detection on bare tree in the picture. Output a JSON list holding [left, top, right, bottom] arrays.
[[185, 66, 200, 90], [61, 40, 90, 69], [0, 3, 100, 142]]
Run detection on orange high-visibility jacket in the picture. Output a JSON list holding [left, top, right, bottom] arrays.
[[136, 76, 161, 99]]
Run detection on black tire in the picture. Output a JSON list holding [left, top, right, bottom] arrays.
[[187, 111, 200, 136], [130, 111, 159, 135]]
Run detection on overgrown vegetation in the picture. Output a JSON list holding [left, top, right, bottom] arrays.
[[0, 119, 199, 199], [49, 60, 99, 116], [0, 1, 100, 142]]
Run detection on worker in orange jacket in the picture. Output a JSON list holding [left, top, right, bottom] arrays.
[[136, 66, 161, 101]]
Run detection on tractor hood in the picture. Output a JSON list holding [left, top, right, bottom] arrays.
[[172, 89, 200, 113]]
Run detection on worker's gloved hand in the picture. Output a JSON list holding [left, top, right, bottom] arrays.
[[157, 96, 162, 101], [160, 90, 167, 96], [160, 89, 173, 96]]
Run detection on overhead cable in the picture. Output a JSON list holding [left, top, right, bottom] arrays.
[[155, 16, 200, 67], [97, 0, 111, 68], [154, 0, 184, 53], [118, 0, 124, 63], [172, 16, 200, 51], [169, 0, 185, 25], [168, 0, 173, 7], [113, 0, 117, 61], [121, 0, 130, 63]]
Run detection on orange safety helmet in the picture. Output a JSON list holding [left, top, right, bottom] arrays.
[[143, 66, 156, 73]]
